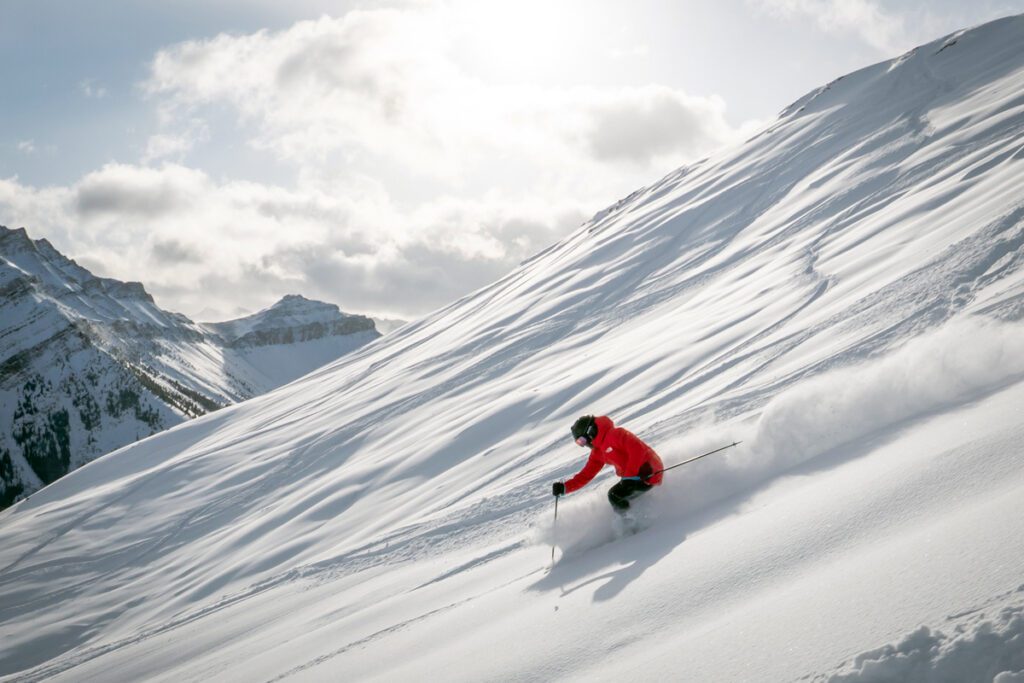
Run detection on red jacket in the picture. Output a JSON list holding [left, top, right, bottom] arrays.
[[564, 416, 664, 494]]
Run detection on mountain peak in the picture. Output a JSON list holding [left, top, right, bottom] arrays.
[[1, 225, 65, 255], [0, 225, 37, 252], [267, 293, 338, 315], [276, 293, 313, 305], [207, 295, 377, 347], [0, 226, 165, 322]]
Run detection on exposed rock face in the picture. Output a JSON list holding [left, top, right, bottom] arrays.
[[207, 295, 377, 348], [0, 226, 380, 507]]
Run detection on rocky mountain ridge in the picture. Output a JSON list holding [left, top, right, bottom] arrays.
[[0, 226, 380, 507]]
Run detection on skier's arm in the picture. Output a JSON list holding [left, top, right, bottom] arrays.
[[564, 453, 603, 494]]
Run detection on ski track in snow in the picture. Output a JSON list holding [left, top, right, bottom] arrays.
[[3, 14, 1024, 683]]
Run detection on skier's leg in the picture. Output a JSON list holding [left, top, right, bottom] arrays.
[[608, 479, 652, 512], [608, 481, 632, 511]]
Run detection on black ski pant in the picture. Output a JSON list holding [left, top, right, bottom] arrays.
[[608, 478, 652, 512]]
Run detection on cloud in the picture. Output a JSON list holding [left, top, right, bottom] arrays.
[[145, 11, 460, 170], [609, 44, 650, 60], [254, 195, 586, 316], [750, 0, 911, 54], [74, 163, 206, 218], [144, 10, 753, 174], [4, 7, 759, 321], [0, 177, 73, 242], [17, 140, 35, 155], [151, 238, 203, 265], [79, 79, 108, 99], [581, 86, 739, 165], [0, 164, 587, 319], [143, 119, 209, 163]]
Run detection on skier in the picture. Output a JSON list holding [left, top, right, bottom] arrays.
[[552, 415, 664, 513]]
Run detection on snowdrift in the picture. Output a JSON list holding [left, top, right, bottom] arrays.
[[3, 14, 1024, 683]]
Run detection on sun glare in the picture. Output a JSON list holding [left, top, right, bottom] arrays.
[[450, 0, 591, 81]]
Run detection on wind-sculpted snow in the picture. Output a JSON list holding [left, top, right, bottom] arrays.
[[3, 14, 1024, 683], [820, 587, 1024, 682]]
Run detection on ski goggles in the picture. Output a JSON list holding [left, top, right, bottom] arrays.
[[575, 436, 591, 447]]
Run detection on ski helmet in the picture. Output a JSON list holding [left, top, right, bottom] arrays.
[[571, 415, 598, 446]]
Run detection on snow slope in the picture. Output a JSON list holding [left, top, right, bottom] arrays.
[[3, 14, 1024, 682]]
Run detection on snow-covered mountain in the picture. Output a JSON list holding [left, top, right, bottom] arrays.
[[202, 294, 380, 390], [0, 228, 379, 507], [3, 14, 1024, 682]]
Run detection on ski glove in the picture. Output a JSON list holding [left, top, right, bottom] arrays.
[[552, 482, 565, 497]]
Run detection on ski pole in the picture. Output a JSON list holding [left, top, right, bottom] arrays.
[[550, 494, 559, 566], [645, 441, 742, 481]]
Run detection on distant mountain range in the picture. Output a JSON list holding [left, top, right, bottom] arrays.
[[0, 225, 382, 507]]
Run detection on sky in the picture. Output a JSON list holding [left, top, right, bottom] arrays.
[[1, 0, 1021, 321]]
